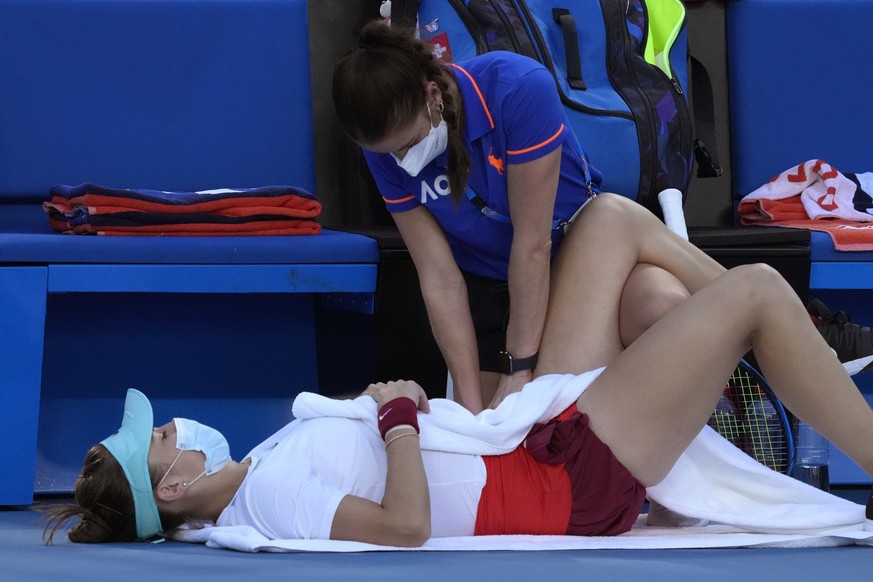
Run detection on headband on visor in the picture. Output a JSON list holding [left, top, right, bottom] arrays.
[[100, 389, 164, 541]]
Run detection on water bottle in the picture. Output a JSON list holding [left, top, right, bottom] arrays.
[[791, 419, 830, 492]]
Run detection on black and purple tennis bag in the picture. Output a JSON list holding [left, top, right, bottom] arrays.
[[389, 0, 720, 215]]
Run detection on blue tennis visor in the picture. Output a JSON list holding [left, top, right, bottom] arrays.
[[100, 389, 163, 540]]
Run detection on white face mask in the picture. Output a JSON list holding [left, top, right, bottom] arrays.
[[157, 418, 232, 489], [390, 101, 448, 177]]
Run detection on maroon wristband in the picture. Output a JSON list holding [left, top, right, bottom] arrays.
[[377, 397, 420, 440]]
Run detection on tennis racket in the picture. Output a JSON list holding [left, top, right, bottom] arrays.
[[706, 359, 795, 474]]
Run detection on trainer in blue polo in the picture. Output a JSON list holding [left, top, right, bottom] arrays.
[[364, 51, 601, 281]]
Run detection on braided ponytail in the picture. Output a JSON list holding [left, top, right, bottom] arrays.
[[333, 20, 471, 205]]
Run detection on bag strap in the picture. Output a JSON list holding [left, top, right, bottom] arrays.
[[390, 0, 420, 29], [552, 8, 587, 90], [388, 1, 719, 181], [689, 54, 722, 178]]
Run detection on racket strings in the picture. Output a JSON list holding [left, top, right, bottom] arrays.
[[707, 365, 790, 473]]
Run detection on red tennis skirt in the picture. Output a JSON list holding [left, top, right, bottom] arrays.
[[474, 407, 647, 536]]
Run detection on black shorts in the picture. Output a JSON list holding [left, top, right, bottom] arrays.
[[462, 270, 510, 373]]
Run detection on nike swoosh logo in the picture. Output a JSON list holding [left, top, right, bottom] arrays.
[[378, 408, 392, 422]]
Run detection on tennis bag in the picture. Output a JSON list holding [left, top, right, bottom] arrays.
[[390, 0, 720, 215]]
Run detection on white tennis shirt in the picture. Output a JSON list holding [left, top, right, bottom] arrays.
[[216, 416, 486, 540]]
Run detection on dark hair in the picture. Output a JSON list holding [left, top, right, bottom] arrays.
[[40, 444, 186, 544], [332, 20, 470, 204]]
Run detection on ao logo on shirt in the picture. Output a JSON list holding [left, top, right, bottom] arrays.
[[421, 174, 451, 204]]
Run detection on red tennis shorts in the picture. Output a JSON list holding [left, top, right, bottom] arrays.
[[474, 407, 647, 536]]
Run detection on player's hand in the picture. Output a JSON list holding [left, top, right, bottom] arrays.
[[363, 380, 430, 413]]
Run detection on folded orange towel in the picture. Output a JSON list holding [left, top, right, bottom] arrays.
[[43, 183, 322, 236]]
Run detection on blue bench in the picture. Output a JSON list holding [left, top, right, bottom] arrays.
[[727, 0, 873, 484], [0, 0, 378, 505]]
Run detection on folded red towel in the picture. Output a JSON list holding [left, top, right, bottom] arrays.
[[47, 216, 321, 236], [43, 183, 322, 236]]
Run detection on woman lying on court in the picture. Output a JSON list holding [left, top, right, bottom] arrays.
[[42, 194, 873, 546]]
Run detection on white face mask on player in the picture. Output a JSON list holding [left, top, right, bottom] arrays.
[[390, 101, 448, 177], [157, 418, 231, 489]]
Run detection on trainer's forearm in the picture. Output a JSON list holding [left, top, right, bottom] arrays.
[[421, 276, 484, 412], [505, 240, 550, 359]]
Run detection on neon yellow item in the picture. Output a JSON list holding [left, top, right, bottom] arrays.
[[644, 0, 685, 77]]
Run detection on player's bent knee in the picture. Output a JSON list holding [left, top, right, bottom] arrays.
[[724, 263, 795, 307]]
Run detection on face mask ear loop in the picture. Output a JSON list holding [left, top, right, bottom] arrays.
[[182, 470, 207, 489], [426, 99, 444, 128], [157, 449, 184, 487]]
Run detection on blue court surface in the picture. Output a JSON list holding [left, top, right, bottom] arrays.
[[4, 490, 869, 582]]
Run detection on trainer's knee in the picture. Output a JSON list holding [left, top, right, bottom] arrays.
[[645, 285, 689, 322], [619, 265, 690, 346]]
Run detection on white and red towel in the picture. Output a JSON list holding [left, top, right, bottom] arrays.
[[738, 159, 873, 250]]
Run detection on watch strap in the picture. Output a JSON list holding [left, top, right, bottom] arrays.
[[497, 350, 538, 375]]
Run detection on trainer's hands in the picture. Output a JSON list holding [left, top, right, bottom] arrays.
[[488, 370, 531, 410], [363, 380, 430, 414]]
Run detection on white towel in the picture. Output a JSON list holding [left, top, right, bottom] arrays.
[[171, 371, 872, 551], [292, 370, 601, 455], [169, 517, 873, 552]]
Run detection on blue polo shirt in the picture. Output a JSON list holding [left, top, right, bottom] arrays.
[[363, 51, 601, 280]]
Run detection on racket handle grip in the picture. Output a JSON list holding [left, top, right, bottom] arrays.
[[658, 188, 689, 241]]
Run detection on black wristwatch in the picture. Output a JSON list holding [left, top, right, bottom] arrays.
[[497, 350, 538, 375]]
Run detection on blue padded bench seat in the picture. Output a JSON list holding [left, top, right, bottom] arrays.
[[809, 232, 873, 290], [0, 204, 377, 268], [0, 206, 378, 505]]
